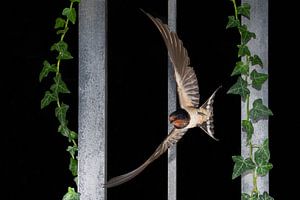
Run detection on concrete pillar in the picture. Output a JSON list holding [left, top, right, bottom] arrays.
[[241, 0, 269, 194], [78, 0, 107, 199], [168, 1, 177, 200]]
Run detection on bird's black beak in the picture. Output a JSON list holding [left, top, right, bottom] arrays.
[[169, 115, 176, 123]]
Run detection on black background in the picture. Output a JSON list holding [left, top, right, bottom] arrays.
[[2, 0, 298, 200]]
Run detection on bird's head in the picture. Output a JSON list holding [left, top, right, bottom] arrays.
[[169, 109, 191, 129]]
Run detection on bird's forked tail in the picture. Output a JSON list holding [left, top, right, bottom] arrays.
[[197, 86, 221, 141]]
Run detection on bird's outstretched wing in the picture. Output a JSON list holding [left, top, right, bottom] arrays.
[[142, 10, 200, 109], [104, 128, 187, 188]]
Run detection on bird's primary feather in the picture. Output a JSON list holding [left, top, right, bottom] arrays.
[[104, 128, 187, 188], [141, 10, 200, 109]]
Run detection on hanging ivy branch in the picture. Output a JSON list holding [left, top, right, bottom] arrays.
[[39, 0, 80, 199], [226, 0, 274, 199]]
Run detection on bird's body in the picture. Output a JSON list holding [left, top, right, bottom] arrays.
[[104, 10, 221, 188]]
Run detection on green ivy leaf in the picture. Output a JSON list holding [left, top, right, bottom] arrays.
[[50, 41, 73, 60], [67, 145, 78, 158], [69, 157, 78, 176], [256, 162, 273, 176], [39, 60, 57, 82], [58, 49, 73, 60], [242, 120, 253, 144], [259, 192, 274, 200], [242, 193, 250, 200], [237, 3, 251, 19], [62, 8, 76, 24], [55, 17, 65, 29], [62, 187, 80, 200], [250, 70, 268, 90], [51, 41, 68, 52], [50, 74, 70, 95], [238, 44, 251, 57], [70, 0, 80, 3], [58, 124, 70, 137], [254, 139, 270, 165], [250, 55, 263, 67], [41, 91, 57, 109], [254, 139, 273, 176], [238, 24, 256, 44], [68, 131, 78, 142], [226, 16, 240, 29], [227, 77, 250, 100], [249, 99, 273, 121], [55, 103, 69, 125], [250, 192, 259, 200], [232, 156, 255, 179], [231, 61, 249, 76]]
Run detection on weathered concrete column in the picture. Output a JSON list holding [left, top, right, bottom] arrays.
[[167, 0, 177, 200], [78, 0, 107, 199], [241, 0, 269, 194]]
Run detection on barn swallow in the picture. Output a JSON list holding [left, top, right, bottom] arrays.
[[104, 11, 221, 188]]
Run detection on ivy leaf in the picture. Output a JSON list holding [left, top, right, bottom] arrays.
[[259, 192, 274, 200], [62, 8, 76, 24], [232, 156, 255, 179], [227, 77, 250, 100], [67, 145, 78, 158], [231, 61, 249, 76], [239, 25, 256, 44], [58, 49, 73, 60], [50, 41, 73, 60], [237, 3, 251, 19], [254, 139, 270, 164], [250, 70, 268, 90], [55, 17, 65, 29], [256, 162, 273, 176], [250, 99, 273, 121], [238, 44, 251, 57], [70, 0, 81, 3], [68, 131, 78, 142], [255, 139, 273, 176], [250, 55, 263, 67], [58, 124, 70, 137], [62, 187, 80, 200], [242, 193, 250, 200], [250, 192, 259, 200], [41, 91, 57, 109], [39, 60, 57, 82], [226, 16, 240, 29], [55, 103, 69, 125], [50, 74, 70, 95], [51, 41, 68, 52], [69, 157, 78, 176], [242, 120, 253, 144]]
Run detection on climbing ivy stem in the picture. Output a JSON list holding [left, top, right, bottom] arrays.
[[232, 0, 238, 20], [56, 2, 73, 75]]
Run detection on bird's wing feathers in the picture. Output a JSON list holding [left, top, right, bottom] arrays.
[[104, 128, 187, 188], [143, 11, 200, 108]]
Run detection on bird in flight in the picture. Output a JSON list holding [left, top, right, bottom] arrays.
[[104, 10, 221, 188]]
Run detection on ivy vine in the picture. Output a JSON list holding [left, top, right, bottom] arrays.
[[226, 1, 274, 199], [39, 0, 80, 199]]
